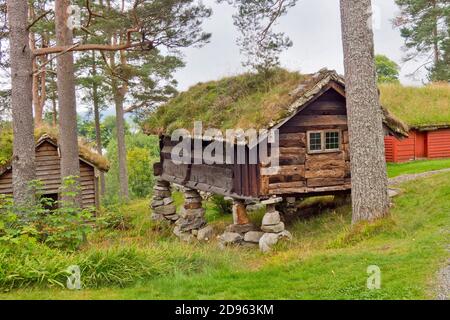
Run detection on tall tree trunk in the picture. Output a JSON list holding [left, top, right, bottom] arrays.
[[55, 0, 81, 204], [7, 0, 36, 204], [92, 52, 106, 197], [29, 6, 45, 127], [340, 0, 389, 223], [112, 80, 129, 202], [108, 36, 129, 202]]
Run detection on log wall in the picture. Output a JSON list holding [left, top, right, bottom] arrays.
[[261, 88, 351, 196], [0, 140, 98, 208]]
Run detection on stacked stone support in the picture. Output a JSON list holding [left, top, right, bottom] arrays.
[[174, 188, 213, 242], [259, 197, 292, 253], [150, 179, 178, 222]]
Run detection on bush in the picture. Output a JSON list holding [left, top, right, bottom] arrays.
[[97, 206, 133, 231], [0, 177, 95, 251], [104, 133, 159, 204], [211, 195, 232, 215]]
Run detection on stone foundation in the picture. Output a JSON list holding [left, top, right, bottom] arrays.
[[219, 198, 261, 247], [174, 188, 213, 242], [259, 197, 292, 253], [150, 179, 178, 222]]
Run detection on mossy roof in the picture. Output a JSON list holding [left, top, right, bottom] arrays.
[[379, 82, 450, 130], [0, 126, 110, 175], [143, 68, 409, 137]]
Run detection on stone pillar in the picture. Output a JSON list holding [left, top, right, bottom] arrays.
[[259, 197, 292, 253], [150, 179, 178, 222], [174, 188, 213, 242], [219, 198, 259, 248]]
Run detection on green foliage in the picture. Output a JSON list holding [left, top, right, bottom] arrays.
[[375, 54, 400, 83], [97, 206, 133, 231], [0, 177, 95, 251], [394, 0, 449, 78], [2, 171, 449, 298], [210, 195, 233, 215], [0, 125, 13, 166], [429, 39, 450, 81], [105, 132, 159, 204], [220, 0, 297, 72]]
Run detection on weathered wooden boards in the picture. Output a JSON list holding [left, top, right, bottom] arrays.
[[157, 86, 352, 199], [261, 89, 352, 196], [0, 140, 98, 208]]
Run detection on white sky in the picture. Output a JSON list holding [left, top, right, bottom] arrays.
[[173, 0, 428, 92], [1, 0, 430, 119]]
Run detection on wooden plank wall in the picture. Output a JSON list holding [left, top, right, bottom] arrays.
[[0, 141, 97, 208], [261, 88, 351, 196], [160, 136, 237, 195], [427, 129, 450, 159]]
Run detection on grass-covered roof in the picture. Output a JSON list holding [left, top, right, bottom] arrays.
[[143, 68, 408, 136], [0, 126, 110, 175], [379, 83, 450, 130], [143, 68, 310, 134]]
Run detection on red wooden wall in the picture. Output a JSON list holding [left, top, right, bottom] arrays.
[[427, 129, 450, 159], [385, 129, 450, 163]]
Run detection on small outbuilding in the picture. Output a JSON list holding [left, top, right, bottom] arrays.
[[380, 83, 450, 163], [146, 68, 407, 200], [144, 68, 409, 248], [0, 134, 109, 209]]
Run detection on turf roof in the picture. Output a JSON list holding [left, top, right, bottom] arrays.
[[0, 126, 110, 175], [143, 68, 409, 137], [379, 82, 450, 130]]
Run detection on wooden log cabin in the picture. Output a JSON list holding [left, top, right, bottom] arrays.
[[0, 134, 109, 208], [147, 69, 408, 201]]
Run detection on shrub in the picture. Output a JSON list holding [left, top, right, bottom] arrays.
[[211, 195, 232, 215], [0, 177, 95, 251]]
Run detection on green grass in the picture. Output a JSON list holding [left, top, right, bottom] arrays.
[[380, 82, 450, 128], [1, 170, 448, 300], [143, 68, 307, 133], [387, 158, 450, 178]]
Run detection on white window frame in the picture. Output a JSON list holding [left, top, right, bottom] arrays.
[[307, 130, 341, 154]]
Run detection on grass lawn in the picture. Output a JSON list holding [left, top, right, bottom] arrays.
[[1, 169, 449, 300], [387, 158, 450, 178]]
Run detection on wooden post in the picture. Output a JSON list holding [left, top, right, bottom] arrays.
[[232, 199, 250, 225]]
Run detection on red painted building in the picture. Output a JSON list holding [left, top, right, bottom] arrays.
[[385, 128, 450, 163]]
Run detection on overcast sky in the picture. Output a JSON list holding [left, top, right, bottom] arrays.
[[173, 0, 427, 92]]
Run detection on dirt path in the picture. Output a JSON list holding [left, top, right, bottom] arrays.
[[388, 168, 450, 186], [436, 256, 450, 300]]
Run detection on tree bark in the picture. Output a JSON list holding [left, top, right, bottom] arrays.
[[340, 0, 390, 223], [113, 80, 130, 202], [92, 52, 106, 197], [55, 0, 81, 204], [7, 0, 36, 205]]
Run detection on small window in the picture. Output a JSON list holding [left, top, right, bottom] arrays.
[[325, 131, 340, 150], [309, 132, 322, 151], [307, 130, 341, 153]]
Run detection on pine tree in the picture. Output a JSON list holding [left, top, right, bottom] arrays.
[[6, 0, 36, 204], [394, 0, 449, 78], [340, 0, 390, 223]]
